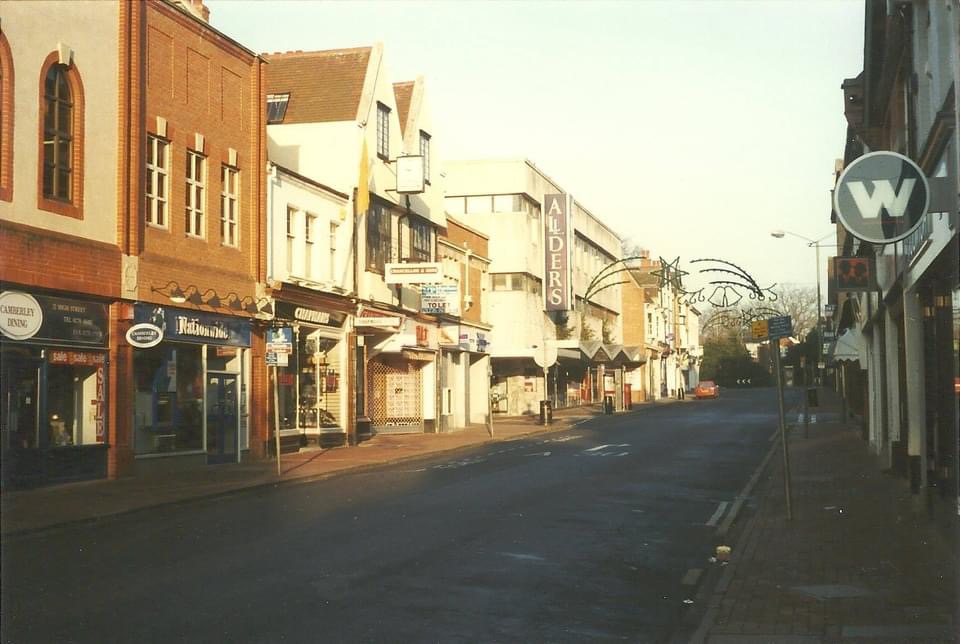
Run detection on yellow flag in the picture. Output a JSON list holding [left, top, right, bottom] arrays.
[[356, 138, 370, 214]]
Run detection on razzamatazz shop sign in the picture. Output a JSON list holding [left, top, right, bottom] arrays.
[[543, 193, 571, 311]]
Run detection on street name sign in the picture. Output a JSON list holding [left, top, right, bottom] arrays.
[[767, 315, 793, 339], [833, 151, 929, 244]]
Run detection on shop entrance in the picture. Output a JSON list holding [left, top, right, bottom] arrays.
[[206, 374, 238, 464], [1, 349, 42, 485]]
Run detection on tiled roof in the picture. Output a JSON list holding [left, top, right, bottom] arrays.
[[393, 81, 415, 136], [264, 47, 371, 124]]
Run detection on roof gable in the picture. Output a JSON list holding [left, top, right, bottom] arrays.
[[393, 81, 415, 137], [264, 47, 371, 124]]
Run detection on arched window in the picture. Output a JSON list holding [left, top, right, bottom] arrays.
[[37, 51, 84, 218], [43, 64, 73, 201], [0, 31, 13, 202]]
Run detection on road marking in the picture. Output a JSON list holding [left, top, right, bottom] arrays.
[[614, 452, 629, 457], [705, 501, 729, 527], [584, 443, 629, 452], [526, 451, 552, 457], [499, 552, 546, 562]]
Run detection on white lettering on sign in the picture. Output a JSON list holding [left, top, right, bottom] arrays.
[[543, 194, 570, 312], [175, 316, 230, 339], [294, 307, 330, 325], [845, 179, 917, 219]]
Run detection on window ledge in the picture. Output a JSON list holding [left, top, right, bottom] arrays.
[[38, 195, 83, 219]]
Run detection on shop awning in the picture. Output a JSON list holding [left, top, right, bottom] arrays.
[[829, 327, 866, 365]]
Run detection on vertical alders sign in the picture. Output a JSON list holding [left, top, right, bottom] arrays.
[[543, 193, 571, 311]]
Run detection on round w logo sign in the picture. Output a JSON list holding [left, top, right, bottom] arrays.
[[834, 151, 929, 244]]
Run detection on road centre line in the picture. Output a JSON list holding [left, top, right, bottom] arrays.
[[705, 501, 729, 527]]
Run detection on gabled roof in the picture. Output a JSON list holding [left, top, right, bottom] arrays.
[[393, 81, 415, 136], [263, 47, 372, 124]]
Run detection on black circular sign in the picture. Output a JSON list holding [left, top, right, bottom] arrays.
[[833, 151, 928, 244]]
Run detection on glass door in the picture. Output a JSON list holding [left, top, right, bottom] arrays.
[[1, 347, 43, 486], [206, 373, 238, 464]]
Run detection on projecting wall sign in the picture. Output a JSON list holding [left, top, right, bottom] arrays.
[[833, 151, 929, 244]]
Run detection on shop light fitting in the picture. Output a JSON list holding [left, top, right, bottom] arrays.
[[151, 281, 188, 304]]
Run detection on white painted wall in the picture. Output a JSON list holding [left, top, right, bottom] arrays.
[[0, 1, 119, 244], [267, 165, 352, 291]]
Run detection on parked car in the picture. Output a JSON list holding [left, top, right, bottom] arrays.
[[694, 380, 719, 399]]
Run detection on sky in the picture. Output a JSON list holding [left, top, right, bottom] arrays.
[[207, 0, 865, 294]]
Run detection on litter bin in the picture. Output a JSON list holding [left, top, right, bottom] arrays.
[[603, 395, 614, 415], [539, 400, 553, 425], [806, 387, 819, 408]]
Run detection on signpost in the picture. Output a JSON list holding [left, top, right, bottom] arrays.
[[533, 341, 558, 424], [266, 327, 293, 477], [765, 315, 794, 521]]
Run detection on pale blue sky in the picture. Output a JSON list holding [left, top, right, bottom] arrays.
[[207, 0, 864, 292]]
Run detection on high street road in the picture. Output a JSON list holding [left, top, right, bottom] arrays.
[[2, 388, 795, 643]]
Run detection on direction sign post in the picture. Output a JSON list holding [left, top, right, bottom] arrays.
[[533, 341, 558, 425]]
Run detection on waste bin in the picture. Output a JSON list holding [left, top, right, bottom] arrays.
[[603, 395, 614, 414], [806, 387, 819, 408], [539, 400, 553, 425]]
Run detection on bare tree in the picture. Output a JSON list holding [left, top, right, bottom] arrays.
[[763, 285, 817, 339], [699, 284, 817, 340]]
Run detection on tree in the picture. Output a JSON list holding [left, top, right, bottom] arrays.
[[762, 285, 818, 339]]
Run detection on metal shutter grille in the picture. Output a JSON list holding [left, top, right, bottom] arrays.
[[368, 356, 423, 432]]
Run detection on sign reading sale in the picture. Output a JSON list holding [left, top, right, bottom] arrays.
[[543, 193, 570, 311]]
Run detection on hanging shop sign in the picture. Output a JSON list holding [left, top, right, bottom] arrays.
[[275, 302, 346, 328], [543, 193, 571, 312], [385, 263, 443, 285], [133, 304, 251, 347], [126, 323, 164, 348], [834, 256, 877, 292], [833, 151, 929, 244], [0, 291, 108, 347]]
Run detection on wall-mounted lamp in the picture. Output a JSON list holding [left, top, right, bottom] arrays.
[[151, 281, 187, 304], [187, 288, 220, 307]]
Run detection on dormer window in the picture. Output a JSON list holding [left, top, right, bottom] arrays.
[[266, 93, 289, 124]]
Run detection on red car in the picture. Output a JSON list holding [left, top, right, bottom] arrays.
[[694, 380, 719, 399]]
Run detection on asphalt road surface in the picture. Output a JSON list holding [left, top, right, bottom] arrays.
[[2, 387, 797, 643]]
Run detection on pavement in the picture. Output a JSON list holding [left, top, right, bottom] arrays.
[[689, 387, 959, 643], [3, 389, 957, 643], [0, 397, 685, 538]]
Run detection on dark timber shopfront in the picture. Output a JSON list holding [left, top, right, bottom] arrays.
[[0, 290, 110, 488]]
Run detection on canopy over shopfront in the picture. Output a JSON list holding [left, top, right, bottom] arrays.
[[829, 327, 867, 365], [556, 340, 647, 367]]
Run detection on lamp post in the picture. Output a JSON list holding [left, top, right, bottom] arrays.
[[769, 230, 833, 388]]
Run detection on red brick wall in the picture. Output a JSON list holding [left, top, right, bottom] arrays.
[[0, 220, 122, 298], [137, 0, 264, 305]]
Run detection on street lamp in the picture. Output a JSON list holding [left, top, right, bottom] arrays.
[[769, 229, 833, 386]]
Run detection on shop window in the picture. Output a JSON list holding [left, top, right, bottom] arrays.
[[133, 345, 203, 454], [45, 356, 105, 447], [206, 345, 241, 372], [38, 52, 85, 218]]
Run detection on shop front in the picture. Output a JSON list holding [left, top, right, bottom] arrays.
[[439, 322, 491, 430], [0, 290, 110, 488], [130, 304, 250, 467], [273, 301, 349, 448], [366, 315, 438, 434]]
